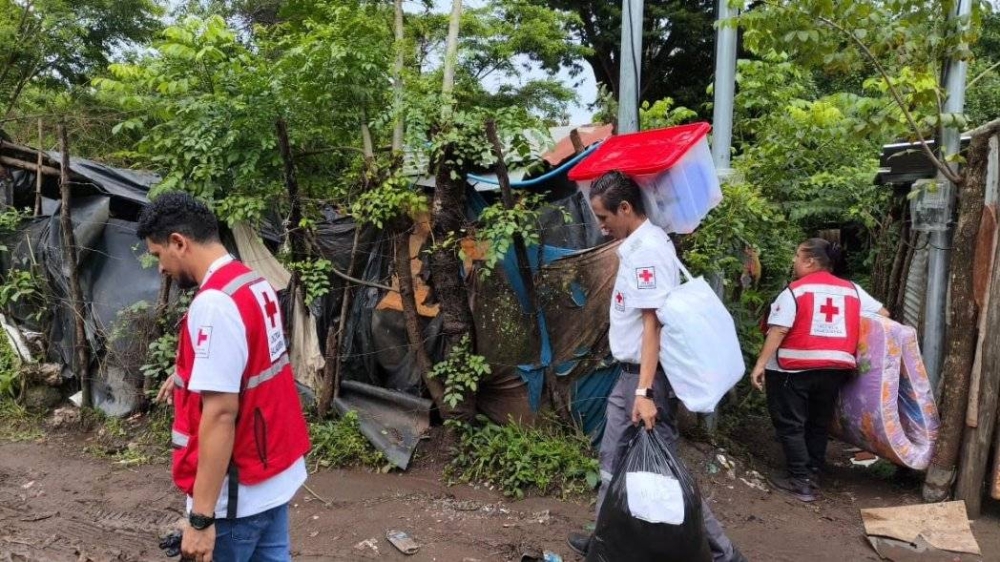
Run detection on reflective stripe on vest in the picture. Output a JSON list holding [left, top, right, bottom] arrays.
[[247, 353, 290, 390], [221, 272, 263, 297], [776, 349, 856, 364], [173, 372, 185, 389], [172, 429, 189, 448], [790, 284, 858, 298]]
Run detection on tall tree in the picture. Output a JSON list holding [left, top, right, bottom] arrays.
[[522, 0, 716, 115]]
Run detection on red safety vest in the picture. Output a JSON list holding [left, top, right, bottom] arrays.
[[776, 271, 861, 371], [171, 260, 310, 497]]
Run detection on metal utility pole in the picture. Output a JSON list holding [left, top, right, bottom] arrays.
[[924, 0, 972, 395], [711, 0, 738, 175], [617, 0, 645, 134]]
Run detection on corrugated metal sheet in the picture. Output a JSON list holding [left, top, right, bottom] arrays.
[[903, 232, 929, 331]]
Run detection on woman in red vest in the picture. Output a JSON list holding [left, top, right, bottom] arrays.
[[750, 238, 889, 502]]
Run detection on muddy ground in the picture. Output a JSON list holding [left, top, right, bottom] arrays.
[[0, 412, 998, 562]]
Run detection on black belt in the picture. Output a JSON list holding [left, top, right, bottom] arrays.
[[620, 362, 663, 374]]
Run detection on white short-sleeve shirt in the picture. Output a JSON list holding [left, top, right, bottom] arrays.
[[765, 281, 884, 373], [184, 254, 307, 519], [609, 220, 680, 364]]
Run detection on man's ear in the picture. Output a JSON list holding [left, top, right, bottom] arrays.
[[169, 232, 187, 251], [619, 200, 633, 216]]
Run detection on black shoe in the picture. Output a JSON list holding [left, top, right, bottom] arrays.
[[769, 474, 818, 502], [567, 532, 591, 557]]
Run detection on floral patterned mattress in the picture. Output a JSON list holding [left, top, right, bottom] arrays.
[[830, 315, 940, 470]]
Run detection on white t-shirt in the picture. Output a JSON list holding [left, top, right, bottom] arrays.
[[609, 220, 680, 364], [184, 254, 307, 519], [765, 281, 884, 373]]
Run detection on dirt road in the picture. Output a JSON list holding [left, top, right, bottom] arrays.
[[0, 427, 997, 561]]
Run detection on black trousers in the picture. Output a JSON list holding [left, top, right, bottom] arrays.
[[765, 369, 849, 480]]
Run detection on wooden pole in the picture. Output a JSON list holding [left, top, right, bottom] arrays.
[[318, 227, 361, 417], [954, 223, 1000, 518], [34, 119, 42, 217], [394, 229, 442, 408], [58, 124, 91, 409], [922, 123, 994, 502]]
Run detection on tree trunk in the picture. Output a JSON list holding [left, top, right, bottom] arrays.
[[58, 124, 91, 409], [922, 123, 995, 502], [395, 229, 442, 407], [885, 214, 910, 315], [954, 220, 1000, 518], [429, 151, 476, 421], [392, 0, 406, 155], [440, 0, 463, 123], [34, 118, 42, 217], [276, 119, 308, 263], [318, 227, 362, 418]]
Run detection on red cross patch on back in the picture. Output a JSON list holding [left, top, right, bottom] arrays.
[[635, 266, 656, 289], [810, 294, 847, 338]]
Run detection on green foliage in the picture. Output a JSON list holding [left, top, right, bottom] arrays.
[[0, 268, 46, 323], [472, 192, 565, 276], [0, 330, 22, 403], [309, 410, 388, 470], [140, 332, 179, 388], [447, 415, 599, 499], [428, 335, 491, 408], [350, 175, 429, 230], [288, 258, 332, 306], [95, 15, 284, 207], [640, 97, 698, 131]]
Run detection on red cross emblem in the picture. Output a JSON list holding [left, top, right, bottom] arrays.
[[639, 269, 654, 283], [819, 298, 840, 323], [615, 291, 624, 304], [262, 291, 279, 329], [197, 328, 210, 346]]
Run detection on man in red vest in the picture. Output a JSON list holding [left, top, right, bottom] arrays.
[[138, 192, 310, 562], [750, 238, 888, 502]]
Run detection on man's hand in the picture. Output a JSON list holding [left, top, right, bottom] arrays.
[[632, 397, 657, 430], [156, 375, 176, 405], [751, 365, 766, 392], [180, 523, 215, 562]]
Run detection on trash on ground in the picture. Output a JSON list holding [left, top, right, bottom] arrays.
[[860, 501, 981, 559]]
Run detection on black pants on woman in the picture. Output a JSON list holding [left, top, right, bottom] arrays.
[[765, 369, 849, 480]]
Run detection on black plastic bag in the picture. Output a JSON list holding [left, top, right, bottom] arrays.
[[586, 427, 712, 562]]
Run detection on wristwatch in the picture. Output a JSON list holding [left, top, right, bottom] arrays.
[[635, 387, 654, 399], [189, 512, 216, 530]]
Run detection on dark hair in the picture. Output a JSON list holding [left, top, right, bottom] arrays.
[[590, 171, 646, 217], [799, 238, 845, 274], [136, 191, 220, 244]]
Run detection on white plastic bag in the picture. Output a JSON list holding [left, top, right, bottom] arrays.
[[657, 254, 745, 413]]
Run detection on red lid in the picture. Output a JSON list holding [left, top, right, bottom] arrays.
[[567, 122, 711, 181]]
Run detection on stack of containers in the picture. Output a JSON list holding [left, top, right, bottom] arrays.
[[568, 123, 721, 234]]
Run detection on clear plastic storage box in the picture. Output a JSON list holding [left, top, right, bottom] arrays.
[[568, 123, 721, 234]]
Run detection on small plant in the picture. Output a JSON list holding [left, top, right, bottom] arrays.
[[0, 331, 22, 402], [140, 333, 179, 391], [471, 191, 568, 277], [428, 335, 491, 408], [309, 411, 387, 470], [288, 258, 332, 306], [0, 268, 46, 322], [446, 415, 600, 499]]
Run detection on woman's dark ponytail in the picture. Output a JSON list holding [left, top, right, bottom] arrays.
[[800, 237, 845, 274]]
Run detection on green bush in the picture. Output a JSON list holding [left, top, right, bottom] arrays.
[[447, 416, 599, 499], [309, 411, 387, 470]]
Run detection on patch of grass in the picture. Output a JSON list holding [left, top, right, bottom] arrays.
[[309, 411, 388, 471], [446, 415, 600, 500], [0, 400, 43, 442], [84, 407, 172, 466]]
